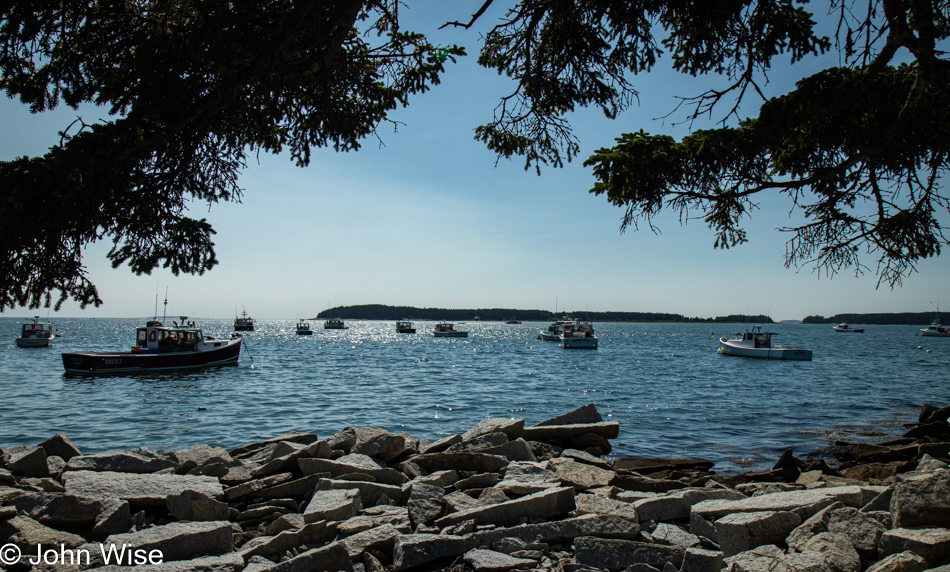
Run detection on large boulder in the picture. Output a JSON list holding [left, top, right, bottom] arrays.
[[63, 470, 223, 505], [890, 469, 950, 528], [714, 510, 802, 556], [102, 521, 234, 562], [65, 448, 176, 473], [433, 486, 576, 528]]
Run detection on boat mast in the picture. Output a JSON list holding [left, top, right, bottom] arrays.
[[162, 287, 168, 323]]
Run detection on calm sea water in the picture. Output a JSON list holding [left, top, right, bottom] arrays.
[[1, 318, 947, 473]]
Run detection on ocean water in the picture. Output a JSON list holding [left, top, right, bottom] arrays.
[[1, 318, 947, 473]]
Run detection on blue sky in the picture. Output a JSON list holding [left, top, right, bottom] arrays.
[[3, 2, 949, 321]]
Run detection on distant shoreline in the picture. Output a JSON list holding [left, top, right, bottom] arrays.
[[314, 304, 944, 325]]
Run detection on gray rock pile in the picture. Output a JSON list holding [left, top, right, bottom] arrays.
[[1, 402, 949, 572]]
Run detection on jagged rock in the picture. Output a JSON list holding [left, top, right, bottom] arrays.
[[462, 418, 526, 442], [691, 512, 719, 543], [393, 534, 474, 571], [252, 440, 332, 478], [787, 503, 844, 551], [254, 474, 324, 499], [562, 448, 612, 470], [574, 537, 685, 570], [4, 491, 105, 526], [406, 452, 510, 474], [574, 493, 639, 522], [298, 454, 407, 485], [252, 540, 353, 572], [303, 488, 362, 523], [772, 449, 805, 483], [613, 457, 715, 474], [802, 532, 861, 572], [890, 469, 950, 528], [448, 432, 510, 452], [0, 514, 86, 551], [5, 446, 49, 477], [682, 547, 724, 572], [635, 487, 746, 523], [612, 472, 690, 493], [351, 428, 409, 461], [864, 551, 929, 572], [863, 487, 894, 512], [90, 498, 133, 539], [326, 427, 358, 453], [229, 432, 319, 460], [422, 434, 463, 454], [38, 434, 82, 461], [714, 510, 802, 556], [724, 545, 832, 572], [827, 506, 888, 560], [167, 489, 230, 521], [522, 422, 619, 444], [653, 523, 701, 548], [463, 548, 537, 571], [173, 445, 233, 475], [915, 454, 948, 472], [878, 528, 950, 567], [224, 472, 294, 500], [315, 477, 404, 506], [407, 482, 447, 526], [341, 523, 401, 560], [65, 448, 176, 473], [495, 461, 559, 495], [101, 521, 234, 562], [533, 403, 604, 427], [238, 520, 337, 560], [265, 513, 305, 535], [433, 486, 575, 528], [693, 486, 865, 520], [547, 457, 615, 490]]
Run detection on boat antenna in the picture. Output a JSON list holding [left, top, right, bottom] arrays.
[[162, 287, 168, 322]]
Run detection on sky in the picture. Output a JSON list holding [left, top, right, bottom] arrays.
[[3, 2, 949, 322]]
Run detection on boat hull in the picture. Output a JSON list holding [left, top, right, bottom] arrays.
[[296, 331, 313, 336], [718, 341, 812, 361], [397, 329, 416, 334], [538, 332, 560, 342], [921, 329, 949, 337], [561, 336, 598, 349], [234, 325, 254, 331], [16, 337, 52, 348], [833, 327, 864, 333], [433, 331, 468, 337], [62, 339, 242, 374]]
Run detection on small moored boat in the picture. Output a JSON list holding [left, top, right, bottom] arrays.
[[324, 318, 348, 329], [920, 319, 950, 337], [234, 310, 255, 331], [16, 316, 54, 348], [560, 321, 597, 349], [396, 320, 416, 333], [433, 322, 468, 337], [62, 317, 242, 374], [538, 318, 575, 341], [718, 326, 812, 360], [296, 320, 313, 335], [833, 322, 864, 333]]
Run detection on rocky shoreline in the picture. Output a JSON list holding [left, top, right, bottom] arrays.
[[1, 403, 949, 572]]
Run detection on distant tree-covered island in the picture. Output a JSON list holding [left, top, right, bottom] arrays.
[[315, 305, 773, 324], [803, 313, 947, 325]]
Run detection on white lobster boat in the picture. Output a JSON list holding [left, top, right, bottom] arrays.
[[833, 322, 864, 333], [433, 322, 468, 337], [718, 326, 812, 360], [560, 321, 597, 349], [16, 316, 54, 348]]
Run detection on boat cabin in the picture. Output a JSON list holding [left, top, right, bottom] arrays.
[[21, 320, 53, 338], [739, 328, 773, 348], [133, 318, 204, 354]]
